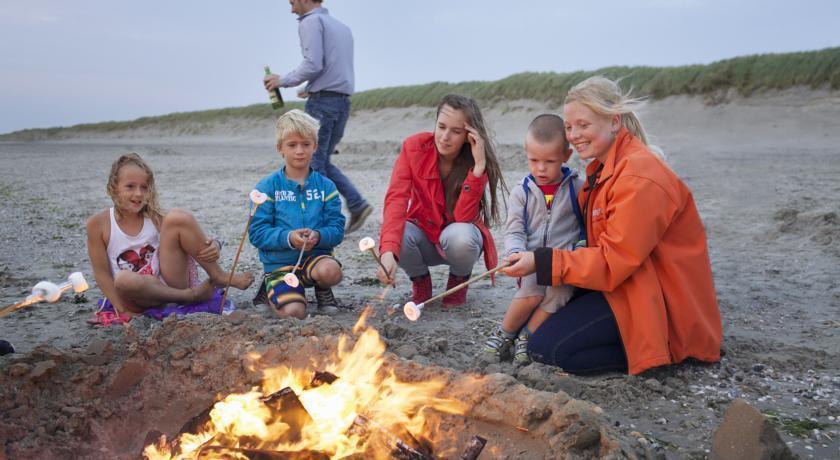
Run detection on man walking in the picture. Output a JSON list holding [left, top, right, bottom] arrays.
[[264, 0, 372, 233]]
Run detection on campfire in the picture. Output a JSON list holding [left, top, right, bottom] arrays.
[[143, 309, 485, 459]]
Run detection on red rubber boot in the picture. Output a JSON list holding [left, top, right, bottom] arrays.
[[442, 272, 470, 308], [411, 273, 433, 304]]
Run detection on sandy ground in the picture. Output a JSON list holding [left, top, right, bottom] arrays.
[[1, 87, 839, 458]]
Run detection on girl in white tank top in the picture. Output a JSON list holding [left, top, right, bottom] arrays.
[[86, 153, 254, 314], [106, 207, 161, 280]]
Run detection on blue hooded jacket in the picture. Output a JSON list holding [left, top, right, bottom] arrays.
[[249, 168, 346, 272]]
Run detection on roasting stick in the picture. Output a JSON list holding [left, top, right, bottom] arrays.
[[220, 190, 268, 312], [1, 272, 89, 318], [403, 262, 510, 321], [282, 232, 311, 288]]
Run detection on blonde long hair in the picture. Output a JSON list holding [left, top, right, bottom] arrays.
[[564, 76, 650, 146], [435, 94, 508, 227], [107, 153, 164, 226]]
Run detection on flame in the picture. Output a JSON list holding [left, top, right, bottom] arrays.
[[144, 317, 464, 459]]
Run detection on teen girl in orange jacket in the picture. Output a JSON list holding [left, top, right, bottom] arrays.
[[376, 94, 507, 307], [505, 77, 722, 374]]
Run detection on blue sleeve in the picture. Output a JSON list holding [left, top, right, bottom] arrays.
[[282, 16, 324, 87], [248, 182, 294, 250], [314, 181, 345, 249]]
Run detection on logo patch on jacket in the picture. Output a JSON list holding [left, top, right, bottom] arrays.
[[275, 190, 297, 202], [592, 208, 603, 218]]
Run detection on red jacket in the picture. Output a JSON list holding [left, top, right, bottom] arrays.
[[540, 128, 722, 374], [380, 132, 498, 272]]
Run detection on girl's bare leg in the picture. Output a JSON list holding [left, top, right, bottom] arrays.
[[158, 209, 254, 289], [501, 296, 543, 333], [114, 271, 214, 314]]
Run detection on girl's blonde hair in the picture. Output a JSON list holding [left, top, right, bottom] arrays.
[[564, 76, 650, 146], [107, 153, 164, 226], [275, 109, 320, 146]]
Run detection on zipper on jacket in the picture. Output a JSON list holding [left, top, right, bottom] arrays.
[[541, 182, 560, 247], [582, 165, 604, 247]]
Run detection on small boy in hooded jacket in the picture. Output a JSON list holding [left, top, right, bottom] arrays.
[[484, 114, 584, 362]]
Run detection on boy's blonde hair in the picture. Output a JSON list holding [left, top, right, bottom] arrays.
[[107, 153, 164, 227], [564, 76, 649, 146], [275, 109, 320, 146]]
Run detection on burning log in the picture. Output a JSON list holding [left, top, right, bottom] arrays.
[[308, 370, 339, 388], [348, 414, 433, 460], [260, 387, 315, 444], [459, 435, 487, 460], [196, 445, 330, 460], [165, 387, 315, 454]]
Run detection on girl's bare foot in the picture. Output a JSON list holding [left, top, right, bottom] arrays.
[[214, 271, 255, 290], [189, 280, 216, 303]]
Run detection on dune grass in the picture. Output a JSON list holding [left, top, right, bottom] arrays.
[[3, 47, 838, 140]]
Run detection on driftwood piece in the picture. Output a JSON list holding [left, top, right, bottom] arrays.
[[349, 414, 432, 460], [308, 370, 339, 388], [260, 387, 315, 444], [196, 445, 330, 460], [459, 435, 487, 460]]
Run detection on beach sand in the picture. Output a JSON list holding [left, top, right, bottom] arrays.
[[1, 87, 839, 457]]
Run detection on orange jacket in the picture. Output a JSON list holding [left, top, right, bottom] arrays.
[[380, 132, 498, 272], [537, 128, 721, 374]]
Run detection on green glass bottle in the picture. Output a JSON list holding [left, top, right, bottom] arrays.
[[264, 65, 284, 109]]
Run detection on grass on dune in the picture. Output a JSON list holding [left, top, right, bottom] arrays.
[[3, 47, 838, 140]]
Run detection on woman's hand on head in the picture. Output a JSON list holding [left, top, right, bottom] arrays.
[[502, 251, 536, 277], [465, 123, 486, 177], [377, 251, 398, 286]]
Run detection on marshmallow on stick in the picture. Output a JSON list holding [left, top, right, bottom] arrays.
[[1, 272, 89, 318], [358, 237, 391, 281], [220, 190, 269, 312], [403, 262, 509, 321], [284, 231, 312, 288]]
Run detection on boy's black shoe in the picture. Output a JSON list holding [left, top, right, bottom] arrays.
[[346, 204, 373, 234], [252, 275, 269, 309], [314, 287, 339, 315], [0, 340, 15, 356]]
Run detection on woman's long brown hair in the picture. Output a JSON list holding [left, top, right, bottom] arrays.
[[435, 94, 508, 227]]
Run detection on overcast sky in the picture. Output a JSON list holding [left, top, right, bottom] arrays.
[[1, 0, 837, 134]]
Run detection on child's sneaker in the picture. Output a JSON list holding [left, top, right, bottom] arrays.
[[314, 287, 339, 315], [514, 330, 531, 364], [483, 327, 514, 358], [0, 340, 15, 356], [252, 275, 269, 309]]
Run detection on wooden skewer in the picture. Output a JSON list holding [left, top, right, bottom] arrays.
[[422, 262, 509, 306], [220, 205, 259, 313]]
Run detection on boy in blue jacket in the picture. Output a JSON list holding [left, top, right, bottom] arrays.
[[250, 109, 346, 318]]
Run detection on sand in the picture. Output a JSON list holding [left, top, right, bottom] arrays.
[[1, 87, 839, 458]]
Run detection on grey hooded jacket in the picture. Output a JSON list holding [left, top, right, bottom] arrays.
[[504, 167, 585, 258]]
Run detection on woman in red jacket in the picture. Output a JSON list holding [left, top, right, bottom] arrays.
[[504, 77, 721, 374], [376, 94, 507, 307]]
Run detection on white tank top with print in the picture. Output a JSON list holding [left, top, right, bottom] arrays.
[[106, 207, 161, 279]]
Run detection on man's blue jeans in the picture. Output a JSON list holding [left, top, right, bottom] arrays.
[[305, 94, 367, 213]]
